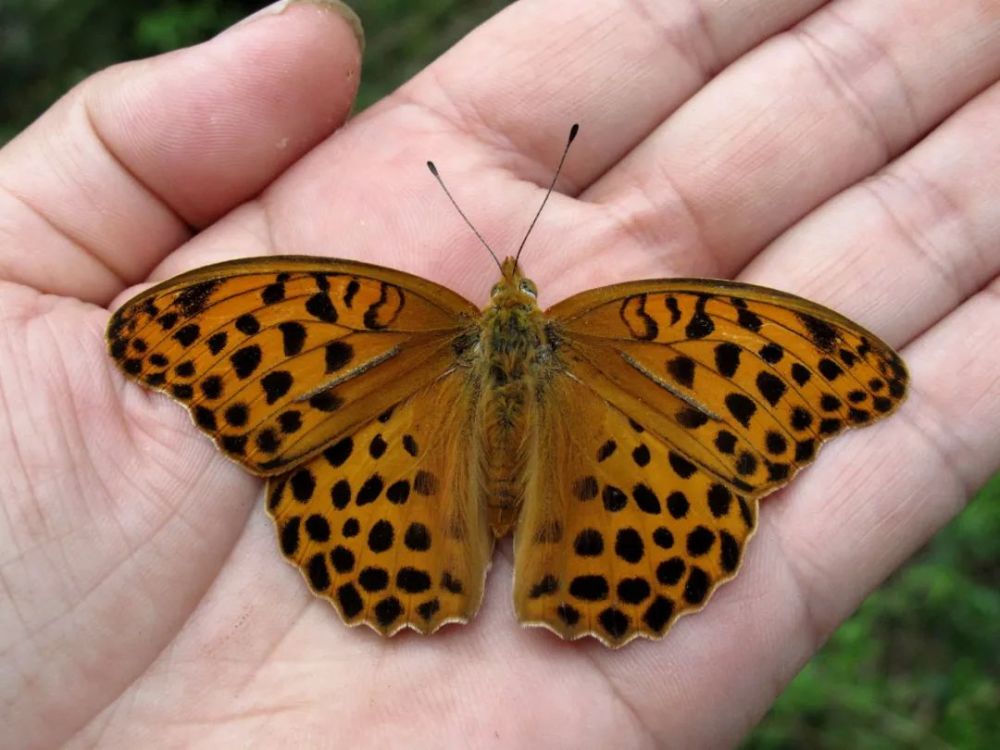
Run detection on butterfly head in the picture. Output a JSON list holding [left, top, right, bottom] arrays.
[[490, 256, 538, 308]]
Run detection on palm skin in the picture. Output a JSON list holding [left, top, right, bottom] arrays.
[[1, 1, 998, 748]]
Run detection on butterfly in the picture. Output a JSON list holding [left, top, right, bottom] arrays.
[[105, 130, 908, 647]]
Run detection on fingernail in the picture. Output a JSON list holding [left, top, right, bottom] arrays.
[[230, 0, 365, 52]]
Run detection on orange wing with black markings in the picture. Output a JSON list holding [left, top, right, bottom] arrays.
[[107, 256, 908, 646], [108, 256, 494, 636], [510, 278, 907, 646], [107, 256, 479, 474]]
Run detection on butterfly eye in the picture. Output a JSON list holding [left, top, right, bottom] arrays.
[[519, 279, 538, 298], [490, 283, 504, 297]]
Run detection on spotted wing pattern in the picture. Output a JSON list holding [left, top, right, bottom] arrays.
[[549, 279, 908, 494], [512, 279, 908, 646], [107, 257, 909, 647], [266, 370, 494, 635], [106, 256, 478, 474], [514, 374, 758, 646]]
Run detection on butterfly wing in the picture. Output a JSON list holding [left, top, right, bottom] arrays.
[[108, 256, 494, 634], [513, 279, 907, 646], [107, 256, 479, 474], [266, 369, 493, 635], [514, 373, 759, 646]]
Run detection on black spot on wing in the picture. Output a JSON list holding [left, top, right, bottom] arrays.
[[306, 293, 338, 322], [725, 393, 756, 427], [737, 307, 762, 332], [207, 331, 227, 355], [235, 313, 260, 335], [344, 279, 360, 308], [664, 296, 681, 325], [685, 295, 714, 339], [278, 322, 306, 356], [715, 343, 741, 378], [174, 280, 220, 316], [756, 371, 787, 406], [798, 313, 838, 352], [667, 356, 696, 388]]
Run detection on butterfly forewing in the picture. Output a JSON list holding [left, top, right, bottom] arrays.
[[547, 279, 907, 494], [107, 256, 479, 474]]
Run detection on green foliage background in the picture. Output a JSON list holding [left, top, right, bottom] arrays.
[[2, 1, 997, 746]]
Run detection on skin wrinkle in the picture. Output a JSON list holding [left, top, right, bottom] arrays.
[[76, 704, 115, 750], [769, 509, 841, 651], [790, 27, 892, 163], [608, 162, 723, 277], [39, 314, 101, 539], [905, 370, 996, 500], [255, 195, 282, 264], [861, 176, 967, 301], [417, 67, 511, 159], [231, 597, 314, 697], [80, 88, 193, 282], [799, 6, 918, 152], [0, 327, 46, 554], [11, 491, 144, 637], [9, 375, 250, 745], [160, 700, 313, 727], [586, 648, 658, 750], [625, 0, 722, 80], [0, 564, 30, 637], [890, 161, 986, 291], [0, 182, 126, 293], [593, 3, 962, 284], [774, 375, 976, 657], [49, 500, 230, 747]]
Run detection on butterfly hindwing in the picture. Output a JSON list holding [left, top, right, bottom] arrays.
[[107, 256, 479, 474], [267, 370, 493, 635], [513, 372, 758, 646]]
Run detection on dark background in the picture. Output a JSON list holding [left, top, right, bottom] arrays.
[[2, 1, 996, 746]]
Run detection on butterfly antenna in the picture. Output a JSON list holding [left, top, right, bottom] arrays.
[[514, 123, 579, 265], [426, 161, 503, 272]]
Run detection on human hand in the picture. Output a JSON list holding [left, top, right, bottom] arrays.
[[2, 1, 998, 747]]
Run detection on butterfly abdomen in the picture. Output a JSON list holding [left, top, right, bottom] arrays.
[[477, 296, 554, 536]]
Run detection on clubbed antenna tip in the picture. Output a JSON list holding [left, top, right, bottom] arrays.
[[426, 159, 502, 271], [514, 123, 580, 264], [426, 123, 581, 272]]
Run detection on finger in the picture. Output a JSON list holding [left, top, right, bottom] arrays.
[[744, 79, 1000, 346], [398, 0, 828, 184], [568, 0, 1000, 287], [0, 0, 362, 305]]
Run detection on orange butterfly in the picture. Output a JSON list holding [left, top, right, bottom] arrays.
[[106, 130, 907, 647]]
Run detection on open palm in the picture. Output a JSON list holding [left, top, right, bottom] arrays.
[[2, 1, 998, 747]]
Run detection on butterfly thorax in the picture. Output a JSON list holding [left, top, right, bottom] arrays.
[[473, 259, 556, 537]]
